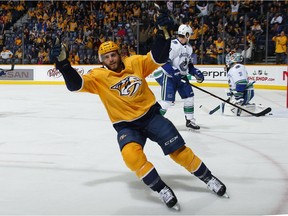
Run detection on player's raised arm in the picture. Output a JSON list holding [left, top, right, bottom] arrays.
[[150, 10, 174, 64]]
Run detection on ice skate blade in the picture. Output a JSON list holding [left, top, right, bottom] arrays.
[[223, 192, 230, 198], [187, 128, 200, 132], [222, 192, 230, 198], [171, 203, 180, 211]]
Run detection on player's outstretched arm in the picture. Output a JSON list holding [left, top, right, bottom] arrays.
[[50, 37, 82, 91]]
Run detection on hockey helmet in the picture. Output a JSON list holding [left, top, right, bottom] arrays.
[[98, 41, 119, 62], [177, 24, 193, 39], [225, 52, 243, 67]]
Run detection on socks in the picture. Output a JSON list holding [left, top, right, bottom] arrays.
[[142, 167, 167, 192]]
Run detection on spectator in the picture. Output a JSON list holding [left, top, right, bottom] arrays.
[[68, 18, 78, 38], [251, 19, 263, 46], [69, 51, 80, 65], [230, 0, 240, 22], [28, 46, 39, 64], [0, 46, 13, 64], [117, 25, 126, 38], [128, 45, 136, 56], [204, 44, 218, 64], [14, 47, 23, 64], [37, 47, 47, 64], [0, 20, 4, 34], [241, 41, 254, 63], [0, 34, 5, 51], [270, 13, 283, 25], [272, 31, 288, 64], [214, 36, 225, 64], [196, 1, 209, 17], [14, 36, 22, 49], [139, 25, 152, 54], [251, 19, 263, 35], [167, 0, 174, 14]]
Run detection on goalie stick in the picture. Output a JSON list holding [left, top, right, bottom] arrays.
[[188, 82, 272, 117], [200, 104, 221, 115], [200, 97, 232, 115]]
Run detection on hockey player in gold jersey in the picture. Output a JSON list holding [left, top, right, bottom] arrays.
[[50, 12, 228, 210]]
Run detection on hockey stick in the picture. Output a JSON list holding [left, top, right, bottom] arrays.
[[0, 62, 15, 76], [199, 104, 221, 115], [200, 97, 232, 115], [189, 82, 272, 117]]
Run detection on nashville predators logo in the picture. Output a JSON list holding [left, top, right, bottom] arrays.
[[111, 76, 142, 96]]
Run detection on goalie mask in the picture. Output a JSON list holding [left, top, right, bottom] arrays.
[[225, 52, 243, 67], [177, 24, 193, 40], [98, 41, 119, 62]]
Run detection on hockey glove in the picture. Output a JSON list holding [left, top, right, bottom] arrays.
[[50, 37, 68, 63], [229, 90, 245, 105], [162, 62, 181, 81], [188, 64, 204, 83], [155, 11, 174, 39]]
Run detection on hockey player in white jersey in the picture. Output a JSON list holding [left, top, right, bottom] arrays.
[[153, 24, 204, 129], [226, 52, 254, 105], [223, 52, 255, 116]]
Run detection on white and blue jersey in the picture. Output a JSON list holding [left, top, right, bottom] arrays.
[[227, 63, 254, 105]]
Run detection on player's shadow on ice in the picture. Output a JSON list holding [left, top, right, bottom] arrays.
[[84, 171, 208, 203]]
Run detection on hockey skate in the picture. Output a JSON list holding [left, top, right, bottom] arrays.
[[159, 186, 180, 211], [206, 175, 229, 198], [186, 118, 200, 130]]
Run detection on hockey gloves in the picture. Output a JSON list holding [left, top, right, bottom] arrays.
[[50, 37, 68, 63], [155, 11, 174, 39], [228, 90, 244, 105], [188, 64, 204, 83], [162, 62, 181, 81]]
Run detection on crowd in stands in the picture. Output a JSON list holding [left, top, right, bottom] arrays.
[[0, 0, 287, 65]]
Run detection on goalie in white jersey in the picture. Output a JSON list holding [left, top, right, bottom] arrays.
[[223, 52, 255, 116], [225, 52, 254, 105], [153, 24, 204, 129]]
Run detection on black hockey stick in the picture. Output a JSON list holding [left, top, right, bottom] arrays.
[[189, 82, 272, 117], [0, 62, 15, 76], [199, 104, 221, 115], [200, 97, 231, 115]]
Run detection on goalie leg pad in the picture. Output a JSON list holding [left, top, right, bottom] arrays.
[[169, 146, 202, 173], [222, 103, 256, 116]]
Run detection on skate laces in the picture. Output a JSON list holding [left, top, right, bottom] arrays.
[[159, 186, 174, 203], [207, 177, 222, 193]]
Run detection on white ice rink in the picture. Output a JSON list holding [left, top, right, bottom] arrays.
[[0, 84, 288, 215]]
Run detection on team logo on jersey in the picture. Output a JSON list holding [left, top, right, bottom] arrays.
[[179, 58, 188, 71], [111, 76, 142, 96]]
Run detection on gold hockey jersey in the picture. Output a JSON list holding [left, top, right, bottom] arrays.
[[79, 52, 162, 124]]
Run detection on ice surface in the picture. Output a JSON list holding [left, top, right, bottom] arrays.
[[0, 85, 287, 215]]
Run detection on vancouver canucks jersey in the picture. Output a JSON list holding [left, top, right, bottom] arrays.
[[169, 39, 193, 75], [227, 63, 249, 90], [79, 52, 162, 124]]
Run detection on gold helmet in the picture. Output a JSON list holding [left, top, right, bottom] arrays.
[[98, 41, 119, 62]]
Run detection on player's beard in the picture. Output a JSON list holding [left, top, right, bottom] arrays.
[[104, 59, 123, 72]]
